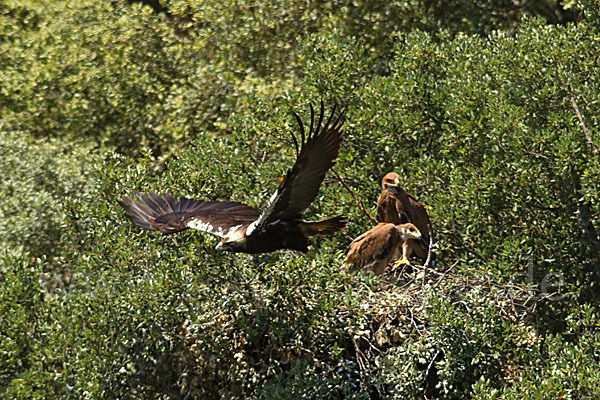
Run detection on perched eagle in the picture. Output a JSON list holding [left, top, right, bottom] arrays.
[[344, 223, 422, 275], [376, 172, 432, 260], [119, 102, 346, 254]]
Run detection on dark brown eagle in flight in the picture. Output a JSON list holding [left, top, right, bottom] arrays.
[[376, 172, 432, 261], [119, 102, 346, 254], [344, 222, 422, 275]]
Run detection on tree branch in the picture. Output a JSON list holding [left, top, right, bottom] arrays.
[[331, 168, 378, 225], [423, 224, 435, 268], [568, 90, 598, 155]]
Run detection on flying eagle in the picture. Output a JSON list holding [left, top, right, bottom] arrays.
[[344, 223, 422, 275], [376, 172, 432, 260], [119, 102, 346, 254]]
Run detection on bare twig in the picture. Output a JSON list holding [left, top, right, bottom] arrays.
[[568, 90, 598, 155], [352, 336, 367, 374], [331, 168, 378, 225], [423, 224, 435, 268], [424, 349, 441, 399], [433, 260, 462, 286], [341, 231, 355, 242]]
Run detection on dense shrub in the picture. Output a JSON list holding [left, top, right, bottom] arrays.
[[1, 0, 599, 398], [0, 130, 101, 261], [0, 251, 44, 392], [329, 20, 600, 293], [0, 0, 580, 158]]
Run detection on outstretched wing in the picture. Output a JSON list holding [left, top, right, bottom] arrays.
[[118, 192, 260, 237], [251, 101, 345, 231]]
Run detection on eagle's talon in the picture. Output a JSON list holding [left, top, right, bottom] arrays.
[[391, 257, 410, 271], [377, 172, 432, 263], [344, 223, 420, 276]]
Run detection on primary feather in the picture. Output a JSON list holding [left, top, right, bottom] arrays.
[[118, 102, 347, 254]]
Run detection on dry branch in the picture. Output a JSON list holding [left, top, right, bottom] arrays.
[[568, 90, 598, 155], [331, 168, 378, 225]]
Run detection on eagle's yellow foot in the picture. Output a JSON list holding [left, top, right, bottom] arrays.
[[391, 257, 410, 271]]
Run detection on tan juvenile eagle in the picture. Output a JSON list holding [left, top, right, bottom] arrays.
[[377, 172, 432, 261], [344, 223, 422, 275], [119, 102, 346, 254]]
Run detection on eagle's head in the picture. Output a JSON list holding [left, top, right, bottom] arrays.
[[381, 172, 400, 191], [215, 238, 247, 252], [398, 223, 422, 241]]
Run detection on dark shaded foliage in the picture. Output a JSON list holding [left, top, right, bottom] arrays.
[[2, 0, 600, 398]]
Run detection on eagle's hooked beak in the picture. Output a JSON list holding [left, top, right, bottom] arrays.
[[393, 177, 400, 187], [409, 230, 422, 240]]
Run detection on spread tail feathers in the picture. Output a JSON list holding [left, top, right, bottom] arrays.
[[299, 215, 347, 236]]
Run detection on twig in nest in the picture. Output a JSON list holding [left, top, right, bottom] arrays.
[[568, 89, 598, 155], [433, 260, 462, 286], [331, 168, 378, 225], [352, 336, 367, 375]]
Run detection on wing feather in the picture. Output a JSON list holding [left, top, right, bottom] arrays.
[[119, 192, 260, 237], [376, 184, 432, 259], [252, 101, 346, 229], [345, 223, 400, 275], [377, 190, 410, 225]]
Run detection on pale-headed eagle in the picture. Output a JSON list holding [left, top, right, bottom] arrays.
[[376, 172, 432, 260], [119, 102, 346, 254], [344, 223, 422, 275]]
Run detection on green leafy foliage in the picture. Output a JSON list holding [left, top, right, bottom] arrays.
[[0, 130, 101, 261], [2, 0, 600, 398]]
